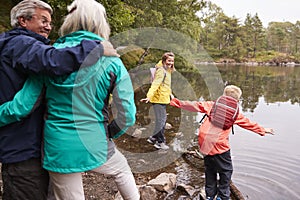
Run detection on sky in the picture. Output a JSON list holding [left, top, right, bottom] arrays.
[[210, 0, 299, 27]]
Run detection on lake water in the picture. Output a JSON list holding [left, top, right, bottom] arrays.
[[230, 97, 300, 199], [130, 64, 300, 199]]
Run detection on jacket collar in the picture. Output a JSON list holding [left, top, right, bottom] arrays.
[[6, 28, 51, 45]]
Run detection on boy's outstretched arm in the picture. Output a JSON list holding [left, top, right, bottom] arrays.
[[235, 114, 275, 136], [170, 97, 211, 113]]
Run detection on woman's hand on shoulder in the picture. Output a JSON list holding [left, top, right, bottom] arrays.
[[101, 40, 119, 57]]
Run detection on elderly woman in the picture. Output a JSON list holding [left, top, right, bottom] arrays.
[[0, 0, 139, 199]]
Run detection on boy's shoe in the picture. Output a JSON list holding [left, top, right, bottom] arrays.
[[216, 197, 222, 200], [147, 137, 156, 144], [154, 142, 169, 150]]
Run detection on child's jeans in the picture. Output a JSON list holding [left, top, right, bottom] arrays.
[[152, 103, 167, 143]]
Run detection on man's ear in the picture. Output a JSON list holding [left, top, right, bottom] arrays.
[[18, 17, 27, 27]]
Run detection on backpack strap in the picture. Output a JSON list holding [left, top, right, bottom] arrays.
[[156, 67, 167, 84], [199, 114, 207, 124], [151, 67, 167, 84], [161, 69, 167, 84]]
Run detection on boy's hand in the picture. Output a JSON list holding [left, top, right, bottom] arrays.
[[101, 41, 120, 57], [265, 128, 274, 135], [170, 93, 174, 99]]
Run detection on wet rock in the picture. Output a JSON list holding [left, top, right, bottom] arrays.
[[177, 183, 197, 196], [139, 185, 157, 200], [165, 123, 172, 130], [147, 173, 176, 193], [131, 128, 143, 138], [114, 191, 122, 200]]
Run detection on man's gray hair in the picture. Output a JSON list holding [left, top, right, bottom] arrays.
[[10, 0, 53, 28]]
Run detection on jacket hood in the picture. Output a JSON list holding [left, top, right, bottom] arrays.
[[48, 31, 105, 88], [0, 28, 50, 51]]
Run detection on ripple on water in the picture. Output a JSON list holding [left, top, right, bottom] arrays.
[[232, 147, 300, 200]]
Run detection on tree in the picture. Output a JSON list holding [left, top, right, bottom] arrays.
[[292, 21, 300, 54], [242, 13, 265, 58], [267, 22, 294, 53], [47, 0, 134, 39]]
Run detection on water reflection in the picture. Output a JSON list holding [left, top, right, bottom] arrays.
[[230, 97, 300, 200]]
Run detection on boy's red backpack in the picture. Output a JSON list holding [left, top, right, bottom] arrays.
[[209, 95, 239, 129], [200, 95, 239, 131]]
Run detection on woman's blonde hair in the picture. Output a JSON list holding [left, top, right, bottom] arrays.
[[10, 0, 53, 28], [223, 85, 242, 100], [59, 0, 110, 40]]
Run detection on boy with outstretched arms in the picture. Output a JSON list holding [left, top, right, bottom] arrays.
[[170, 85, 274, 200]]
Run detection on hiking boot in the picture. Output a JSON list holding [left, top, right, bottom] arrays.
[[154, 142, 169, 150], [147, 137, 156, 144]]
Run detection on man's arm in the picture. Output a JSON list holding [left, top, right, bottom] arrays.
[[10, 37, 118, 76]]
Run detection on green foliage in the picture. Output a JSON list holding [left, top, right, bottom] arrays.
[[241, 13, 265, 58], [118, 47, 145, 68], [46, 0, 135, 40], [1, 0, 299, 64], [266, 21, 296, 54], [0, 0, 13, 32], [99, 0, 135, 35]]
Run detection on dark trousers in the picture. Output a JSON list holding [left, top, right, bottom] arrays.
[[152, 103, 167, 143], [204, 150, 233, 200], [1, 157, 49, 200]]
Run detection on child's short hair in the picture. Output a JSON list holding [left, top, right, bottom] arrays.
[[223, 85, 242, 100]]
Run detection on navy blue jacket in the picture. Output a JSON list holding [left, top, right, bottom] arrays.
[[0, 28, 104, 163]]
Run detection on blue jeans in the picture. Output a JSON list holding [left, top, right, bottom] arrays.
[[152, 103, 167, 143], [204, 150, 233, 200]]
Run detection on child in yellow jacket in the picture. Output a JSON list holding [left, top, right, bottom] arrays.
[[140, 52, 175, 150]]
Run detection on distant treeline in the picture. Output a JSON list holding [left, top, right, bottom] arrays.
[[1, 0, 299, 65]]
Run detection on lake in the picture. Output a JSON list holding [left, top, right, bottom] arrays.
[[126, 64, 300, 199]]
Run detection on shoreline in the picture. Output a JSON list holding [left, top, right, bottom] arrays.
[[196, 61, 300, 67]]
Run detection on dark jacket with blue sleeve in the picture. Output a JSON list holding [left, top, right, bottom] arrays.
[[0, 28, 104, 164]]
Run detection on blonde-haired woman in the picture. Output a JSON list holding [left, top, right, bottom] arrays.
[[0, 0, 139, 199]]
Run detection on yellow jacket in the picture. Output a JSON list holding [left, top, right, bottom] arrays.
[[147, 64, 172, 104]]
